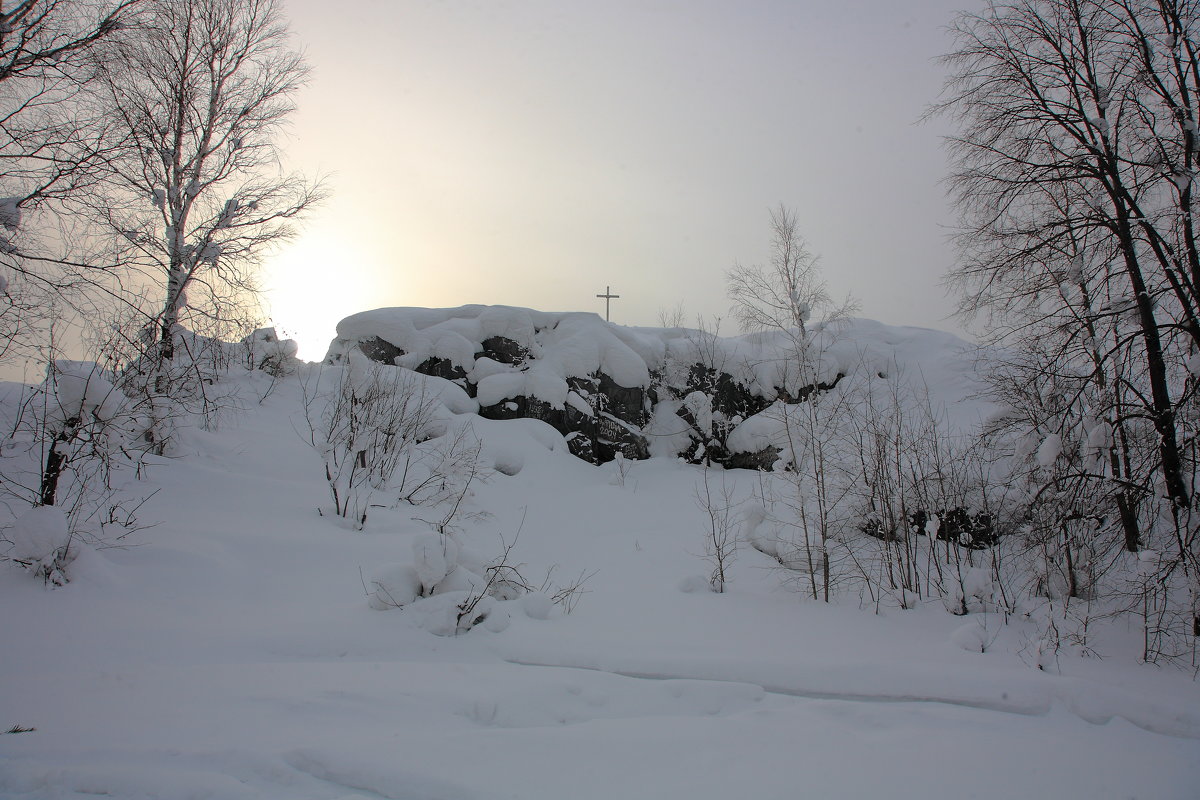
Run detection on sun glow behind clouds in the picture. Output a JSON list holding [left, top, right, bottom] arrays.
[[261, 229, 380, 362], [259, 0, 978, 360]]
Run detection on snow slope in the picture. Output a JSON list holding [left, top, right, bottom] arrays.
[[1, 363, 1198, 799]]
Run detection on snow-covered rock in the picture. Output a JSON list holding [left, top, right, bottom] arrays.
[[325, 306, 982, 468]]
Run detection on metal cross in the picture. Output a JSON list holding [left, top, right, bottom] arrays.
[[596, 285, 620, 321]]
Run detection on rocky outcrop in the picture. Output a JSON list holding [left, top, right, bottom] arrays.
[[472, 372, 650, 464], [910, 508, 998, 550], [347, 329, 835, 469], [325, 306, 978, 474], [325, 305, 997, 547]]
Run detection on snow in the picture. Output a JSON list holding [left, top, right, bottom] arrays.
[[243, 327, 299, 370], [726, 399, 789, 456], [43, 361, 124, 429], [365, 562, 422, 610], [1083, 419, 1113, 466], [198, 241, 221, 263], [5, 505, 71, 563], [0, 331, 1197, 799], [522, 591, 554, 619], [476, 371, 527, 407], [682, 390, 713, 434], [0, 196, 21, 230], [1037, 432, 1064, 468], [412, 530, 456, 589], [565, 390, 593, 417], [524, 363, 569, 406]]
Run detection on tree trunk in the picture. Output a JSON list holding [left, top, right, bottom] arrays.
[[1110, 202, 1191, 510], [1117, 492, 1141, 552], [159, 260, 186, 364], [39, 418, 80, 506]]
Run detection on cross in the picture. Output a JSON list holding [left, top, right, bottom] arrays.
[[596, 285, 620, 321]]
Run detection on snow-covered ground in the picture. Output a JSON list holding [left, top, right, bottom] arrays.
[[2, 352, 1198, 799]]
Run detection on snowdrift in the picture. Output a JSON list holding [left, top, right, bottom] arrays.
[[0, 313, 1196, 799]]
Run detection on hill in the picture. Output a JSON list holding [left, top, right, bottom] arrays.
[[1, 309, 1197, 799]]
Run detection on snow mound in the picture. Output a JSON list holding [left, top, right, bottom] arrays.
[[5, 505, 71, 565]]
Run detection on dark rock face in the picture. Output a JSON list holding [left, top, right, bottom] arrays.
[[565, 376, 599, 411], [565, 432, 595, 463], [563, 395, 597, 437], [594, 413, 649, 462], [724, 446, 782, 471], [673, 403, 711, 465], [664, 364, 776, 465], [908, 508, 998, 549], [460, 368, 652, 465], [859, 508, 1002, 550], [358, 336, 403, 365], [596, 372, 649, 427], [476, 336, 528, 366], [862, 516, 901, 542], [934, 508, 997, 549], [349, 337, 845, 473], [555, 374, 649, 462], [479, 396, 566, 433], [685, 364, 770, 421], [415, 357, 467, 382], [778, 372, 846, 403]]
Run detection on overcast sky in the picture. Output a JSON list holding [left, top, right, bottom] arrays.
[[265, 0, 984, 359]]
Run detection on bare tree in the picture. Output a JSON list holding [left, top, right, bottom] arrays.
[[0, 1, 143, 356], [657, 301, 686, 329], [935, 0, 1200, 658], [85, 0, 321, 383], [726, 206, 860, 602], [695, 461, 740, 592], [728, 205, 854, 341], [0, 0, 140, 212]]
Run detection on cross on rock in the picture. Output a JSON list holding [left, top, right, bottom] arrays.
[[596, 285, 620, 321]]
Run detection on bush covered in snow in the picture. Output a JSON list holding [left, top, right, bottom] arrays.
[[3, 506, 74, 585], [303, 352, 485, 528], [365, 530, 527, 635], [365, 523, 590, 635]]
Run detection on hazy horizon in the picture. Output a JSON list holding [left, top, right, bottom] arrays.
[[262, 0, 982, 360]]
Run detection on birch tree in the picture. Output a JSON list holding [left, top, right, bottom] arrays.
[[728, 205, 835, 342], [89, 0, 320, 379]]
